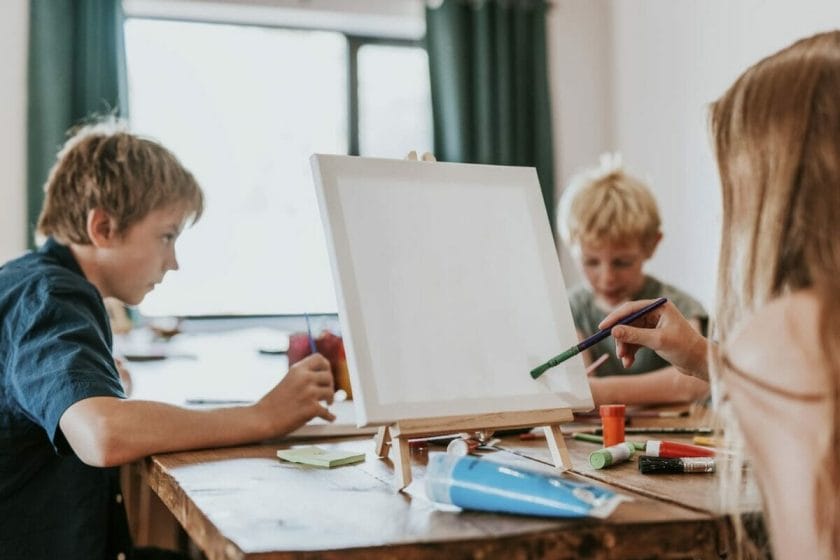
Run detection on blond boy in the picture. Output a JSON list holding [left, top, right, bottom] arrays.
[[557, 155, 709, 405], [0, 121, 334, 559]]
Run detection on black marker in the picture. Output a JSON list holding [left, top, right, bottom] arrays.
[[638, 456, 715, 474]]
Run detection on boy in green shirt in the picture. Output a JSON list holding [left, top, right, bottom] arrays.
[[557, 155, 709, 405]]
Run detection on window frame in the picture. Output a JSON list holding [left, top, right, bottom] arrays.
[[345, 34, 427, 156], [121, 12, 431, 319]]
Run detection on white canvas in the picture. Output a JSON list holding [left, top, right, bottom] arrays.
[[310, 155, 593, 426]]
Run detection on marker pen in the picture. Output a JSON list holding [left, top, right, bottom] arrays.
[[639, 456, 715, 474], [645, 440, 715, 458], [692, 436, 719, 447]]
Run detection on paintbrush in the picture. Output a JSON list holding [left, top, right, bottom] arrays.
[[530, 297, 668, 379]]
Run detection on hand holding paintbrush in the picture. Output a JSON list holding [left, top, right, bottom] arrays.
[[531, 298, 668, 379]]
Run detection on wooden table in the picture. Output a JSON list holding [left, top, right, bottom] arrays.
[[121, 329, 764, 558], [143, 431, 762, 559]]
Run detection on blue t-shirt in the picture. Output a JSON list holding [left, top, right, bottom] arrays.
[[0, 238, 131, 559]]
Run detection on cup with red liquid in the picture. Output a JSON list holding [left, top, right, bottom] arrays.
[[288, 330, 353, 399]]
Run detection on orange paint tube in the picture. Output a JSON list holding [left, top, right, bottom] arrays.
[[599, 404, 626, 447]]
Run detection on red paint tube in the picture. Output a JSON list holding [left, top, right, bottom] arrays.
[[645, 440, 715, 458]]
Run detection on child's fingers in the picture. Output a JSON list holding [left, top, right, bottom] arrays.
[[584, 353, 609, 376], [309, 369, 334, 388], [300, 353, 331, 370], [315, 405, 336, 422]]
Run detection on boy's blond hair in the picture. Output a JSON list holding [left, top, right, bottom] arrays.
[[37, 118, 204, 244], [557, 153, 661, 249]]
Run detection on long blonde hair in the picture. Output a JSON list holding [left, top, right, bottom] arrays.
[[710, 30, 840, 556]]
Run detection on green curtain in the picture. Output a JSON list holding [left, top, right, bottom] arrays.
[[27, 0, 128, 247], [426, 0, 555, 228]]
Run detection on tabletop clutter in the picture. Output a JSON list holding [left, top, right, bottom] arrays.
[[418, 403, 717, 519], [276, 402, 718, 522]]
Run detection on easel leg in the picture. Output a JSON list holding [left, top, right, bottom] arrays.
[[543, 425, 573, 470], [391, 436, 412, 491], [374, 426, 391, 458]]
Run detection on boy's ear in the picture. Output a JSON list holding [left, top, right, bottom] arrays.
[[644, 232, 663, 257], [87, 208, 120, 247]]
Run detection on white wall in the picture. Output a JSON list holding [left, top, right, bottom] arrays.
[[0, 0, 28, 262], [6, 0, 840, 303], [546, 0, 613, 286], [548, 0, 840, 311]]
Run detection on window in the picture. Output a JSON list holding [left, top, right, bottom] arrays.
[[124, 17, 432, 317], [356, 42, 433, 158]]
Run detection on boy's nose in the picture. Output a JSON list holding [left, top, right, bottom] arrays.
[[601, 266, 618, 283], [166, 250, 179, 272]]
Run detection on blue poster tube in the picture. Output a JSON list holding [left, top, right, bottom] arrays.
[[425, 453, 623, 519]]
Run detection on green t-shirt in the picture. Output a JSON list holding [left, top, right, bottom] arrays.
[[568, 276, 707, 377]]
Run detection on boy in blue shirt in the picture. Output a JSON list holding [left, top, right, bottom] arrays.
[[0, 121, 335, 559], [557, 154, 709, 405]]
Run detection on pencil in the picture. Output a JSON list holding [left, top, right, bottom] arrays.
[[304, 313, 317, 354], [574, 409, 689, 419], [185, 398, 252, 405], [530, 297, 668, 379], [589, 426, 713, 435]]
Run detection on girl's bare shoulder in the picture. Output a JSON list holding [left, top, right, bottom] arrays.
[[725, 291, 828, 396]]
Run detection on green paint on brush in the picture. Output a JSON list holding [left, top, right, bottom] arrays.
[[530, 346, 581, 379]]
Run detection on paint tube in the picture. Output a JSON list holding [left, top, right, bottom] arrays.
[[425, 453, 624, 519], [589, 442, 636, 469]]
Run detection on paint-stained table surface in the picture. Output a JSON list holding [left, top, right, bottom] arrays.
[[124, 332, 763, 558], [145, 423, 762, 560]]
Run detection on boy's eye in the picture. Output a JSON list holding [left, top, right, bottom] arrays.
[[162, 233, 176, 243]]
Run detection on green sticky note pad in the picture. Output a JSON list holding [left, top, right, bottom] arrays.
[[276, 446, 366, 468]]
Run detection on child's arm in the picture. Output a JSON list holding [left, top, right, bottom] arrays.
[[588, 318, 710, 405], [59, 354, 335, 467], [588, 365, 709, 405]]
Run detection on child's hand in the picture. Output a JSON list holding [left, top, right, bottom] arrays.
[[256, 354, 336, 436], [599, 299, 710, 380]]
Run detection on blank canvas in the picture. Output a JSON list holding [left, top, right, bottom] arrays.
[[310, 155, 593, 426]]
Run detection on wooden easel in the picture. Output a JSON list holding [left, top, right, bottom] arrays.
[[374, 408, 575, 490]]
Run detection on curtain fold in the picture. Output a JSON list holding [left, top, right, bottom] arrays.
[[27, 0, 128, 246], [426, 0, 556, 228]]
